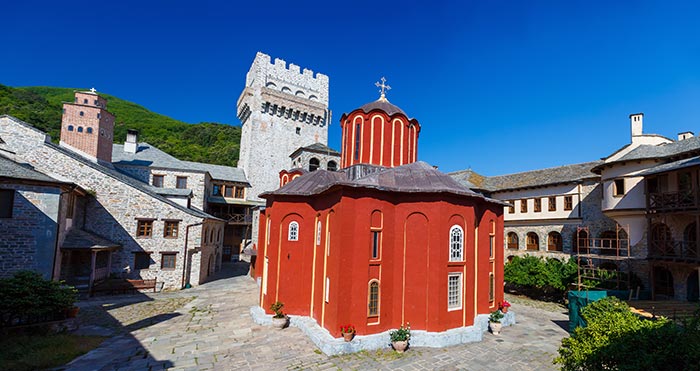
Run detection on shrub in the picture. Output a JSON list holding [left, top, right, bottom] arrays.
[[0, 271, 77, 326], [554, 297, 700, 371], [503, 255, 578, 301], [269, 301, 285, 318], [389, 323, 411, 342]]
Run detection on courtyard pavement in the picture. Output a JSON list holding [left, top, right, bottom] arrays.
[[64, 262, 569, 371]]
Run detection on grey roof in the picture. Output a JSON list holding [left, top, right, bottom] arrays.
[[638, 156, 700, 176], [262, 161, 506, 205], [0, 153, 66, 185], [149, 186, 192, 197], [614, 136, 700, 163], [112, 142, 248, 183], [289, 142, 340, 158], [359, 97, 407, 117], [181, 161, 248, 184], [61, 229, 120, 250], [449, 161, 602, 192]]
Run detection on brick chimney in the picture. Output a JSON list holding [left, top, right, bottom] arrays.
[[60, 89, 115, 164], [124, 129, 138, 154]]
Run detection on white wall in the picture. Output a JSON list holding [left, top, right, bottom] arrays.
[[495, 184, 582, 222]]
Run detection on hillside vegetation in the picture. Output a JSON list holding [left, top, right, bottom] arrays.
[[0, 85, 241, 166]]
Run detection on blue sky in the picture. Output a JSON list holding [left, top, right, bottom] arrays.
[[3, 1, 700, 175]]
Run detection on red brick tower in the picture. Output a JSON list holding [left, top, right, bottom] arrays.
[[60, 89, 115, 164], [339, 78, 421, 168]]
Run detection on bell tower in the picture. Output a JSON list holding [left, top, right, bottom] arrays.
[[60, 89, 115, 165]]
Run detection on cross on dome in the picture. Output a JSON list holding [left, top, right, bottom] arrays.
[[90, 87, 97, 93], [375, 77, 391, 100]]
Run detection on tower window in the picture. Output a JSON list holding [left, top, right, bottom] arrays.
[[309, 158, 320, 172], [77, 127, 84, 133], [67, 125, 74, 131], [79, 111, 84, 117], [83, 98, 88, 104], [62, 108, 66, 114], [354, 123, 361, 161], [613, 179, 625, 196], [97, 113, 101, 119], [86, 127, 93, 134], [327, 161, 337, 171], [295, 127, 301, 135], [94, 100, 98, 105]]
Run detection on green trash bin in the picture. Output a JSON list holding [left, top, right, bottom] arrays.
[[568, 290, 607, 333]]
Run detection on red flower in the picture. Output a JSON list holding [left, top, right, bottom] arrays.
[[340, 324, 356, 333], [500, 300, 511, 308]]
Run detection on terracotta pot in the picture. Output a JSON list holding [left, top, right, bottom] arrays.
[[65, 306, 80, 318], [342, 332, 355, 342], [392, 340, 408, 352], [490, 322, 502, 335], [271, 316, 288, 329]]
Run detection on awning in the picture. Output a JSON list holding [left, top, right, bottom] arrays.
[[61, 229, 121, 251]]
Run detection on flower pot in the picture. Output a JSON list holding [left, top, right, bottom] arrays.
[[65, 306, 80, 318], [489, 322, 502, 335], [342, 332, 355, 342], [271, 316, 288, 329], [392, 340, 408, 352], [501, 307, 508, 314]]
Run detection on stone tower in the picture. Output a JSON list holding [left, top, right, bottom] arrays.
[[237, 52, 330, 201], [60, 89, 115, 165]]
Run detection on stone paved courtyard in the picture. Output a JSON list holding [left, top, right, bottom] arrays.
[[64, 262, 569, 371]]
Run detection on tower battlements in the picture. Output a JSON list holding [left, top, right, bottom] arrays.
[[244, 52, 329, 105]]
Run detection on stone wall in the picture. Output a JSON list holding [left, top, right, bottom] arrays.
[[0, 183, 61, 279], [1, 116, 222, 289], [291, 150, 340, 171]]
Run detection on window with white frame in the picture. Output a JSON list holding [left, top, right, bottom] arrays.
[[316, 221, 322, 245], [288, 221, 299, 241], [447, 273, 462, 310], [449, 225, 464, 261]]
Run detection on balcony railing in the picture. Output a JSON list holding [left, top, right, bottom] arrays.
[[213, 213, 253, 224], [648, 190, 696, 211], [649, 240, 700, 262]]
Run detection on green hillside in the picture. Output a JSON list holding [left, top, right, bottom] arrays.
[[0, 85, 241, 167]]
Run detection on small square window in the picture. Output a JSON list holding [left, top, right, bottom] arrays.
[[224, 186, 233, 197], [613, 179, 625, 197], [564, 196, 573, 210], [448, 273, 462, 310], [80, 111, 84, 117], [212, 184, 222, 196], [534, 198, 542, 212], [164, 221, 179, 238], [137, 220, 153, 237], [161, 253, 177, 269], [548, 196, 557, 211], [152, 175, 164, 188], [83, 98, 88, 104], [0, 189, 15, 218], [295, 127, 301, 135], [234, 186, 245, 199], [507, 200, 515, 214], [176, 177, 187, 189], [520, 199, 528, 213], [134, 252, 151, 270]]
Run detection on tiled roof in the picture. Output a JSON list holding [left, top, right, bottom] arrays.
[[149, 186, 192, 197], [262, 161, 505, 205], [61, 229, 120, 250], [113, 143, 248, 183], [290, 142, 340, 158], [0, 153, 66, 185], [449, 161, 602, 192], [637, 156, 700, 176], [615, 136, 700, 162], [359, 98, 407, 116]]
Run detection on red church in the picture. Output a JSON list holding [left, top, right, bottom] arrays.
[[255, 86, 505, 340]]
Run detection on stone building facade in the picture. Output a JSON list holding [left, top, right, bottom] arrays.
[[289, 142, 340, 172], [0, 90, 230, 291]]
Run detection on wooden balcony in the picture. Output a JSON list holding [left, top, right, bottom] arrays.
[[212, 213, 253, 225], [648, 240, 700, 263], [647, 190, 697, 212], [576, 237, 631, 259]]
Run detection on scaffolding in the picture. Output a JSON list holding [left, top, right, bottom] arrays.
[[575, 224, 636, 292]]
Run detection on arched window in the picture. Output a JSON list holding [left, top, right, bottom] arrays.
[[368, 280, 379, 317], [209, 228, 214, 244], [203, 226, 208, 243], [67, 125, 74, 131], [327, 160, 337, 171], [548, 231, 563, 251], [526, 232, 539, 251], [507, 232, 519, 250], [288, 221, 299, 241], [86, 127, 93, 134], [449, 225, 464, 261], [309, 158, 320, 172], [77, 126, 84, 133], [79, 111, 84, 116]]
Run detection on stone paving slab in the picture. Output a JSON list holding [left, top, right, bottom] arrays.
[[64, 262, 569, 370]]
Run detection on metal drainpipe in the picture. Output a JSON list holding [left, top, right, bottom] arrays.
[[182, 222, 203, 289]]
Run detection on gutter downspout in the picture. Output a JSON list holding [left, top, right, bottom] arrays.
[[182, 221, 203, 289]]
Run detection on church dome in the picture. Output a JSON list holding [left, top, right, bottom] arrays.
[[359, 97, 406, 116]]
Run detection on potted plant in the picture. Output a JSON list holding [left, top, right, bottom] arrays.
[[340, 324, 356, 342], [389, 323, 411, 352], [269, 301, 288, 329], [489, 310, 504, 335], [499, 299, 511, 313]]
